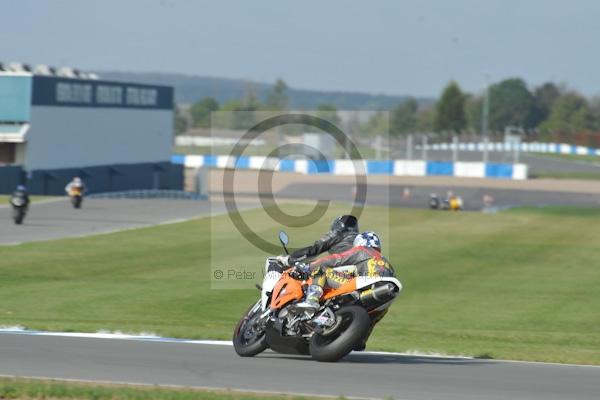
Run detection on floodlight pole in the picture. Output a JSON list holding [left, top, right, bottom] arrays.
[[482, 84, 490, 164], [452, 135, 458, 163]]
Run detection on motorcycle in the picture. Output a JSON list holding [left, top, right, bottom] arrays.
[[233, 231, 402, 362], [10, 197, 27, 225], [69, 187, 83, 209], [429, 194, 440, 210], [440, 196, 462, 211]]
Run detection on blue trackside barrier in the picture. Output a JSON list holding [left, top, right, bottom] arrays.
[[426, 161, 454, 176], [174, 154, 528, 180], [307, 160, 334, 174], [235, 156, 250, 169], [88, 190, 206, 200], [278, 159, 296, 172], [366, 160, 394, 175], [485, 163, 513, 179]]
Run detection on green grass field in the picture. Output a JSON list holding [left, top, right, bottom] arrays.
[[535, 152, 600, 164], [0, 378, 323, 400], [531, 171, 600, 181], [0, 204, 599, 365]]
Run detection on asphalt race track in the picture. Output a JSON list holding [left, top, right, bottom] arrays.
[[0, 198, 257, 245], [0, 333, 598, 400], [278, 182, 600, 210]]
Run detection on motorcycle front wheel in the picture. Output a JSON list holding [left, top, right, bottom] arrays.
[[12, 207, 25, 225], [309, 305, 371, 362], [233, 301, 268, 357], [72, 196, 82, 209]]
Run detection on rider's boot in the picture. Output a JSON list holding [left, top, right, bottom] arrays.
[[296, 284, 323, 310]]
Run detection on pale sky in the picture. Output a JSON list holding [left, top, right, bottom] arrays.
[[2, 0, 599, 97]]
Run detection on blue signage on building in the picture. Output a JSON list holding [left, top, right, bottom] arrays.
[[31, 76, 173, 110]]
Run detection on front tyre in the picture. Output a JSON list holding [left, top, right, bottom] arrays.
[[12, 208, 25, 225], [309, 305, 371, 362], [73, 196, 82, 209], [233, 301, 268, 357]]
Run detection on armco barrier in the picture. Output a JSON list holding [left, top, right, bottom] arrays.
[[172, 155, 528, 180], [0, 165, 24, 194], [1, 162, 183, 195]]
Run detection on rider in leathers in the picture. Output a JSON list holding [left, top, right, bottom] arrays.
[[300, 231, 394, 350], [298, 231, 394, 308], [284, 215, 359, 266]]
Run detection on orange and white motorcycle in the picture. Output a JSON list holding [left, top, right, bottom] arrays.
[[233, 231, 402, 362]]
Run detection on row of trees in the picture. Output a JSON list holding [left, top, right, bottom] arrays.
[[176, 77, 600, 140], [382, 79, 600, 138], [176, 79, 292, 132]]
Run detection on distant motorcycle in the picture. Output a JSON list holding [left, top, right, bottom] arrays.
[[233, 231, 403, 362], [429, 194, 440, 210], [10, 197, 27, 224], [69, 187, 84, 209]]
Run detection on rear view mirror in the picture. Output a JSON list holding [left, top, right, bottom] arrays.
[[278, 231, 289, 246]]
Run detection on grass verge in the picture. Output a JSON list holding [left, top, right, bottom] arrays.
[[0, 377, 325, 400], [0, 204, 599, 364], [530, 171, 600, 180], [533, 152, 600, 163]]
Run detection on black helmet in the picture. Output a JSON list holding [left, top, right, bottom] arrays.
[[330, 215, 359, 233]]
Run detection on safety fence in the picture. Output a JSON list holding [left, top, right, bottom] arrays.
[[171, 154, 527, 180], [0, 162, 184, 195], [423, 141, 600, 156], [88, 189, 205, 200]]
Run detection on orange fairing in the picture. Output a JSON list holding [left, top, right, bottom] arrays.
[[270, 272, 305, 310], [323, 278, 357, 300]]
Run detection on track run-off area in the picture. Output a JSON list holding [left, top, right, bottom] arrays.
[[1, 173, 599, 399]]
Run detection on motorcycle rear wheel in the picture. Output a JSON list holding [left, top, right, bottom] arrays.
[[233, 301, 268, 357], [72, 197, 82, 209], [309, 305, 371, 362], [13, 208, 25, 225]]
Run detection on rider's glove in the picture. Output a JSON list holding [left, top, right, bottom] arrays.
[[292, 262, 311, 280], [295, 262, 310, 273], [275, 255, 290, 267]]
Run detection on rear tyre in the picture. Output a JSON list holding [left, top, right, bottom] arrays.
[[309, 305, 371, 362], [13, 208, 24, 225], [233, 301, 268, 357], [72, 196, 82, 209]]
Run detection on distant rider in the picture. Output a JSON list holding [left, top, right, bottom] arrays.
[[10, 185, 30, 209], [296, 231, 395, 310], [65, 177, 86, 196], [276, 215, 359, 268]]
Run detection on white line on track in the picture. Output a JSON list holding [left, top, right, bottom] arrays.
[[4, 327, 599, 368]]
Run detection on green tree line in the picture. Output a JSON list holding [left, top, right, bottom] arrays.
[[176, 77, 600, 141], [377, 78, 600, 139]]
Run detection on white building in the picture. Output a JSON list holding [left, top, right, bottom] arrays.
[[0, 66, 179, 194]]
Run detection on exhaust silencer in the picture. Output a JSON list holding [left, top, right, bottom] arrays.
[[360, 283, 398, 306]]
